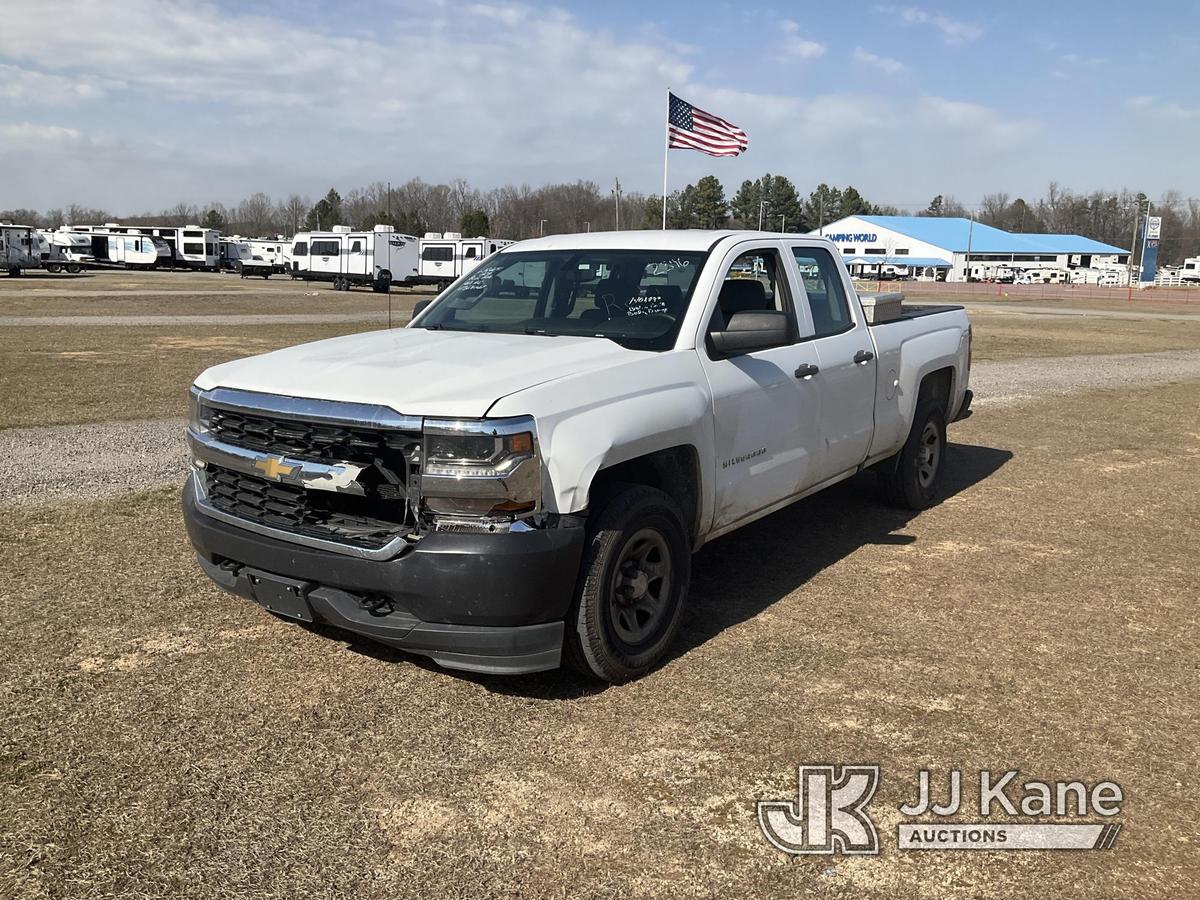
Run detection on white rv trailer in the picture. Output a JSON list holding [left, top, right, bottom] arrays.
[[287, 231, 311, 279], [61, 225, 165, 268], [38, 230, 94, 272], [1, 224, 44, 275], [219, 237, 252, 271], [417, 232, 515, 288], [305, 225, 420, 292], [244, 236, 288, 272], [163, 226, 220, 270]]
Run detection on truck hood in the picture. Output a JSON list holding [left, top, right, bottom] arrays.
[[194, 327, 642, 418]]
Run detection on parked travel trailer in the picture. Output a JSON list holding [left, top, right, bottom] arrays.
[[39, 230, 94, 272], [165, 226, 220, 270], [219, 238, 252, 271], [244, 237, 288, 272], [1016, 268, 1069, 285], [65, 224, 172, 267], [287, 231, 311, 278], [417, 232, 515, 288], [1181, 257, 1200, 284], [305, 225, 420, 292], [60, 226, 162, 268], [1, 224, 43, 275]]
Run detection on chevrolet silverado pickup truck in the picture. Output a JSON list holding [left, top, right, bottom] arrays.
[[184, 231, 972, 682]]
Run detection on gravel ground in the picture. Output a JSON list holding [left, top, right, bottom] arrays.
[[3, 349, 1199, 507], [0, 419, 187, 507], [969, 348, 1200, 405]]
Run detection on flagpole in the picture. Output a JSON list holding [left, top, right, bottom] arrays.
[[662, 89, 670, 230]]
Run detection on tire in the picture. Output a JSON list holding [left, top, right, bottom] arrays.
[[66, 263, 81, 274], [564, 484, 691, 683], [879, 399, 947, 510], [376, 271, 392, 294], [8, 266, 21, 277]]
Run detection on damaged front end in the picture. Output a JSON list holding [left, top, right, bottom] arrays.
[[186, 387, 550, 559]]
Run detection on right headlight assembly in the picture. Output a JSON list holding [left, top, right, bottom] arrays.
[[421, 416, 541, 518]]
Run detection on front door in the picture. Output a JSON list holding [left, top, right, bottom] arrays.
[[789, 245, 877, 482], [700, 244, 823, 532]]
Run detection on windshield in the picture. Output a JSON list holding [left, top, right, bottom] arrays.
[[418, 249, 708, 351]]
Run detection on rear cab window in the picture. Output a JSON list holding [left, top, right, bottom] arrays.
[[791, 246, 854, 337]]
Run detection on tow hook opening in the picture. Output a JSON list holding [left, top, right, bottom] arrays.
[[358, 594, 395, 617]]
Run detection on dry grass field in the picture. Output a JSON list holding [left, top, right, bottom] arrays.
[[1, 269, 1198, 898]]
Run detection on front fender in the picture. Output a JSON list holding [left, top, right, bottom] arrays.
[[487, 352, 714, 516]]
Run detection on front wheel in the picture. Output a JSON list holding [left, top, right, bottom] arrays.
[[564, 484, 690, 683], [879, 399, 947, 509]]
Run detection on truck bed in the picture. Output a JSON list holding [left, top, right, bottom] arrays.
[[868, 303, 964, 326]]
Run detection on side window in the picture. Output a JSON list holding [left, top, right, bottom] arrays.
[[791, 247, 852, 337], [465, 246, 478, 258], [711, 249, 792, 330], [350, 240, 363, 253]]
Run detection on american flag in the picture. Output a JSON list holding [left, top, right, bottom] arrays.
[[667, 92, 749, 158]]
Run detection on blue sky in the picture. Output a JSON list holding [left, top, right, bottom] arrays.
[[1, 0, 1197, 212]]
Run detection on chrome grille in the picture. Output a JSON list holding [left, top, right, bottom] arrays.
[[200, 406, 416, 465], [194, 397, 423, 550]]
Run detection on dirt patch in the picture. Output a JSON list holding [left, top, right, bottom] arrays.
[[0, 324, 371, 428], [970, 310, 1200, 360], [1, 380, 1197, 898], [0, 269, 431, 317]]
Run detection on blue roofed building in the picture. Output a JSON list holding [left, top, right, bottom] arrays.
[[808, 215, 1131, 284]]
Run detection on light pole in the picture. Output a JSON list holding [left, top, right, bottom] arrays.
[[758, 199, 769, 231], [613, 177, 622, 231], [539, 218, 548, 237], [584, 221, 591, 233], [778, 214, 786, 232]]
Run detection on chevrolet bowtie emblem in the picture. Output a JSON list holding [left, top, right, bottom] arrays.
[[254, 456, 297, 479]]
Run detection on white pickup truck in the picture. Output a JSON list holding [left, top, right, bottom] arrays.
[[184, 231, 972, 681]]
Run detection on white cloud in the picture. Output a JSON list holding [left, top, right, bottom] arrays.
[[0, 1, 1061, 212], [0, 122, 86, 146], [852, 47, 907, 74], [0, 64, 106, 105], [877, 5, 983, 44], [777, 20, 827, 59], [1125, 95, 1200, 121]]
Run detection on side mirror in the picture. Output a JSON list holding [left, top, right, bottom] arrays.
[[709, 310, 792, 357], [411, 298, 432, 321]]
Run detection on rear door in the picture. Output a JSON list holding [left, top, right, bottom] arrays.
[[698, 240, 823, 531], [788, 243, 877, 482]]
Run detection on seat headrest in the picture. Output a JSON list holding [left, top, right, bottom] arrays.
[[719, 279, 769, 315]]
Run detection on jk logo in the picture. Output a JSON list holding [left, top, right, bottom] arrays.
[[758, 765, 880, 855]]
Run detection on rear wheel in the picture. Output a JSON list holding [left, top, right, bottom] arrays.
[[564, 484, 690, 683], [46, 263, 62, 274], [879, 399, 947, 509], [66, 263, 81, 274]]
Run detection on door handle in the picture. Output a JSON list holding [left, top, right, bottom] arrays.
[[854, 349, 875, 364], [794, 363, 820, 379]]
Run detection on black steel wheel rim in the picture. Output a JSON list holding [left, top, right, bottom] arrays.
[[607, 527, 673, 648]]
